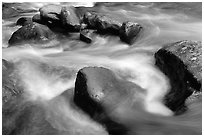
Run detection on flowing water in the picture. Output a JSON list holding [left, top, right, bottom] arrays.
[[2, 2, 202, 134]]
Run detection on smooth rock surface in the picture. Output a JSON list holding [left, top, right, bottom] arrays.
[[82, 12, 122, 35], [119, 21, 142, 45], [60, 6, 80, 32], [39, 4, 62, 26], [16, 17, 32, 26], [74, 67, 145, 134], [8, 22, 56, 46]]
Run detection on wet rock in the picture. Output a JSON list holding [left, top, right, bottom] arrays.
[[16, 17, 32, 26], [74, 67, 145, 134], [32, 14, 46, 25], [80, 29, 95, 43], [119, 21, 142, 45], [82, 12, 122, 35], [8, 22, 56, 46], [39, 4, 62, 27], [2, 59, 21, 104], [154, 40, 202, 115], [60, 6, 80, 32]]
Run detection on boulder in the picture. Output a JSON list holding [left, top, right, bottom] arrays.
[[39, 4, 62, 26], [60, 6, 80, 32], [82, 12, 122, 35], [154, 40, 202, 114], [80, 29, 95, 43], [119, 21, 142, 45], [74, 67, 145, 134], [8, 22, 56, 46], [16, 17, 32, 26]]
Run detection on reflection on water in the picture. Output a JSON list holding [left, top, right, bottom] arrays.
[[2, 2, 202, 135]]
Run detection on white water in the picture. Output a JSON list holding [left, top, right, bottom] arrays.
[[2, 2, 202, 134]]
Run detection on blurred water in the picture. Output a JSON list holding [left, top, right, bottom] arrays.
[[2, 2, 202, 135]]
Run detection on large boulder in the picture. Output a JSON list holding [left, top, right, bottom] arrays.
[[74, 67, 145, 134], [82, 12, 122, 35], [16, 17, 32, 26], [119, 21, 142, 45], [39, 4, 62, 27], [60, 6, 80, 32], [8, 22, 56, 46], [154, 40, 202, 114]]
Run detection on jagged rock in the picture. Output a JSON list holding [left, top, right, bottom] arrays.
[[154, 40, 202, 114], [39, 4, 62, 27], [80, 29, 95, 43], [119, 21, 142, 45], [82, 12, 122, 35], [60, 6, 80, 32], [74, 67, 145, 134], [8, 22, 56, 46], [16, 17, 32, 26]]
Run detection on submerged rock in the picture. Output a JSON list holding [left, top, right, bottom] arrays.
[[82, 12, 122, 35], [154, 40, 202, 114], [8, 22, 56, 46], [80, 29, 95, 43], [119, 21, 142, 45], [74, 67, 145, 134], [16, 17, 32, 26], [60, 6, 80, 32]]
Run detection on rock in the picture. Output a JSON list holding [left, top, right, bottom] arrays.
[[154, 40, 202, 114], [2, 59, 21, 104], [80, 29, 95, 43], [74, 67, 145, 134], [16, 17, 32, 26], [39, 4, 62, 26], [60, 6, 80, 32], [82, 12, 122, 35], [119, 21, 142, 45], [32, 14, 46, 25], [8, 22, 56, 46]]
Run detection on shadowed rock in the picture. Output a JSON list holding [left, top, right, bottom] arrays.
[[60, 6, 80, 32], [74, 67, 145, 134], [39, 4, 62, 27], [16, 17, 32, 26], [119, 21, 142, 45], [82, 12, 122, 35], [8, 22, 56, 46], [154, 40, 202, 115], [80, 29, 95, 43]]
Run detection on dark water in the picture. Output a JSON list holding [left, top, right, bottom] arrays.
[[2, 2, 202, 134]]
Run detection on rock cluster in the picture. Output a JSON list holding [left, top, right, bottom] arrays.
[[8, 4, 142, 46]]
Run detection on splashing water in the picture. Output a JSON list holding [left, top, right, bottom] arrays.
[[2, 2, 201, 134]]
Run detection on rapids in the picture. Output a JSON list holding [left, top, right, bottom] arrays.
[[2, 2, 202, 135]]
